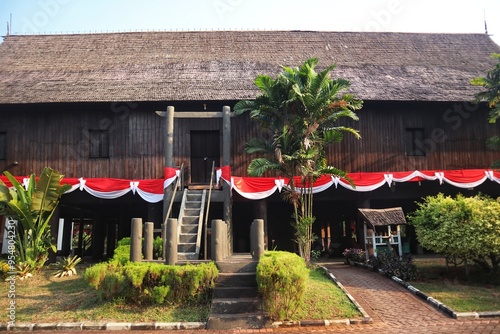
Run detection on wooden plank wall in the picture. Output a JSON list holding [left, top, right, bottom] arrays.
[[1, 101, 498, 180], [332, 101, 500, 172]]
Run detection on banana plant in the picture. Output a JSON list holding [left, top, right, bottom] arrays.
[[0, 167, 70, 275]]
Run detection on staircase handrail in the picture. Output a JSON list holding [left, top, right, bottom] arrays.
[[204, 161, 216, 260], [165, 163, 184, 221], [163, 163, 183, 260]]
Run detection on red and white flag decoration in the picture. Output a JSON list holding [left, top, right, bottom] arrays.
[[1, 167, 498, 203]]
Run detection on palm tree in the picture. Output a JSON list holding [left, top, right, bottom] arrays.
[[471, 53, 500, 167], [234, 58, 362, 262]]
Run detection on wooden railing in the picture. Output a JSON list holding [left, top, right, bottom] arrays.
[[204, 161, 216, 260]]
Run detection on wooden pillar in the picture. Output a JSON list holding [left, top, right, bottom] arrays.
[[165, 105, 175, 168], [105, 220, 116, 259], [250, 219, 265, 260], [212, 219, 226, 262], [130, 218, 143, 262], [165, 218, 178, 265], [163, 106, 175, 225], [222, 106, 232, 254], [357, 194, 370, 250], [48, 206, 60, 263], [93, 214, 106, 260], [254, 199, 268, 250], [143, 222, 154, 261]]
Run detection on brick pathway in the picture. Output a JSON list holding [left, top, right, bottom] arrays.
[[31, 263, 500, 334]]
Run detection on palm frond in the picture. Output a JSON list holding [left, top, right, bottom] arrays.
[[234, 100, 256, 115], [247, 158, 281, 176], [245, 138, 275, 154], [323, 126, 361, 141]]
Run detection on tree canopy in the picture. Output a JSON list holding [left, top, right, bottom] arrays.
[[471, 53, 500, 123], [234, 57, 362, 261], [408, 193, 500, 274]]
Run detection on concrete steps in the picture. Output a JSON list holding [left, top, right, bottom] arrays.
[[207, 254, 268, 330]]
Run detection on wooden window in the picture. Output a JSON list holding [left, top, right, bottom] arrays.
[[405, 128, 425, 156], [0, 132, 6, 160], [89, 130, 109, 158]]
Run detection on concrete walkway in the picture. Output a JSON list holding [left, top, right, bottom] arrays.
[[9, 262, 500, 333]]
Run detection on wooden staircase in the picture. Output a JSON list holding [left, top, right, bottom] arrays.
[[177, 189, 206, 260]]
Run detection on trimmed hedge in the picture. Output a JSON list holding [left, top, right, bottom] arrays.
[[256, 251, 309, 320], [85, 261, 218, 305]]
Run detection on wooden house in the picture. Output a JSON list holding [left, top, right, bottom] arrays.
[[0, 31, 499, 258]]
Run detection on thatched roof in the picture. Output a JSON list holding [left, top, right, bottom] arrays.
[[358, 207, 407, 226], [0, 31, 498, 104]]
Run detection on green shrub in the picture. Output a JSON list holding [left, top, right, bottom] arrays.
[[256, 251, 309, 320], [84, 261, 218, 305], [100, 271, 130, 300], [151, 285, 170, 304], [117, 237, 131, 247], [0, 260, 11, 280], [153, 236, 163, 259], [409, 193, 500, 274], [112, 237, 132, 265]]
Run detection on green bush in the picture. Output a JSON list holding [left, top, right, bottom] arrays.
[[116, 237, 131, 247], [409, 193, 500, 274], [153, 236, 163, 259], [256, 251, 309, 320], [112, 237, 132, 265], [113, 236, 163, 262], [84, 261, 218, 305]]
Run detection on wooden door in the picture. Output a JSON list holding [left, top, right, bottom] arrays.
[[190, 130, 220, 184]]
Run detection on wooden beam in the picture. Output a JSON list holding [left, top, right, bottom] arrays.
[[155, 111, 237, 118]]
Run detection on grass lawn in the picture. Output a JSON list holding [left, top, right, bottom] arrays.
[[0, 263, 361, 324], [0, 265, 210, 323], [411, 257, 500, 313], [291, 267, 361, 320]]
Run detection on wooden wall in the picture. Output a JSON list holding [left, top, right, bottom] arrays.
[[0, 100, 498, 180], [333, 101, 500, 172]]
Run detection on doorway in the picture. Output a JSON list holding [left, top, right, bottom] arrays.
[[190, 130, 220, 185]]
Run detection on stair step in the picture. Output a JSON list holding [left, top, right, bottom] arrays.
[[179, 233, 197, 244], [184, 209, 201, 216], [207, 313, 267, 330], [213, 287, 259, 299], [181, 224, 198, 233], [178, 252, 197, 261], [216, 272, 256, 287], [182, 216, 199, 225], [216, 260, 257, 273], [178, 243, 196, 253], [210, 298, 262, 314]]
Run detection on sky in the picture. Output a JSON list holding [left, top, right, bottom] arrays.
[[0, 0, 499, 46]]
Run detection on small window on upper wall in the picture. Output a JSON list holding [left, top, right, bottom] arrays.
[[405, 128, 425, 156], [0, 132, 6, 160], [89, 130, 109, 158]]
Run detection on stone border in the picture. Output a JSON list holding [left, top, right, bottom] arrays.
[[270, 266, 372, 328], [349, 261, 500, 319], [0, 322, 206, 331]]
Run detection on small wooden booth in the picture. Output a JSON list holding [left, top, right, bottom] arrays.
[[358, 207, 407, 259]]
